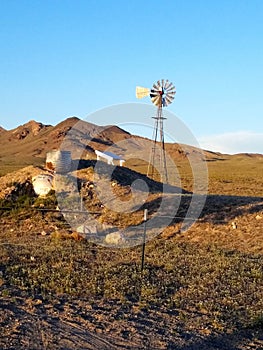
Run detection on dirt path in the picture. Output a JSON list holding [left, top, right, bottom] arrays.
[[1, 290, 263, 350], [0, 295, 139, 349]]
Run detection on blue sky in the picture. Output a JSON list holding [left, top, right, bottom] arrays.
[[0, 0, 262, 154]]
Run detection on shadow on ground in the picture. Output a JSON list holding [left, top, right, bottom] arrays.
[[70, 159, 263, 225], [71, 159, 190, 194]]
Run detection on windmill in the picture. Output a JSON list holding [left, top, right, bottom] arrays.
[[136, 79, 176, 183]]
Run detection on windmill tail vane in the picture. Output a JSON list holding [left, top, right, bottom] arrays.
[[135, 86, 150, 99]]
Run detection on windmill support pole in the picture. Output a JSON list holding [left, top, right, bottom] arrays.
[[147, 107, 168, 183], [147, 115, 159, 178], [159, 108, 168, 183]]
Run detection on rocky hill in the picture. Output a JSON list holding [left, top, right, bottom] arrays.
[[0, 118, 133, 175]]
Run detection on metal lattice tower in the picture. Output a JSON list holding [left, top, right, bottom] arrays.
[[136, 79, 176, 183]]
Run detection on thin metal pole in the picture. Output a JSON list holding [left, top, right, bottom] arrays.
[[80, 181, 83, 211], [140, 209, 148, 273]]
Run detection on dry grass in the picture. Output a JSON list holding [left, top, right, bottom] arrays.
[[0, 156, 263, 349]]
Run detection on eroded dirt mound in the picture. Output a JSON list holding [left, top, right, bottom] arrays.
[[0, 166, 46, 200]]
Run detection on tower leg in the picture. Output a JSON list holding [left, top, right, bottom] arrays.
[[147, 107, 168, 184]]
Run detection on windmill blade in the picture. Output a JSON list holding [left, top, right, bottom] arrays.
[[161, 79, 165, 88], [164, 80, 170, 89], [164, 81, 174, 90], [166, 94, 175, 103], [151, 86, 160, 93], [136, 86, 150, 99], [151, 95, 161, 104], [151, 95, 162, 106], [166, 80, 172, 89], [156, 80, 161, 88], [164, 95, 174, 105], [166, 85, 176, 93], [152, 83, 160, 91], [166, 90, 176, 96], [150, 90, 159, 98]]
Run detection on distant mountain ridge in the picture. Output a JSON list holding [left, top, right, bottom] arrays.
[[9, 120, 52, 139], [0, 117, 133, 173], [0, 117, 262, 176]]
